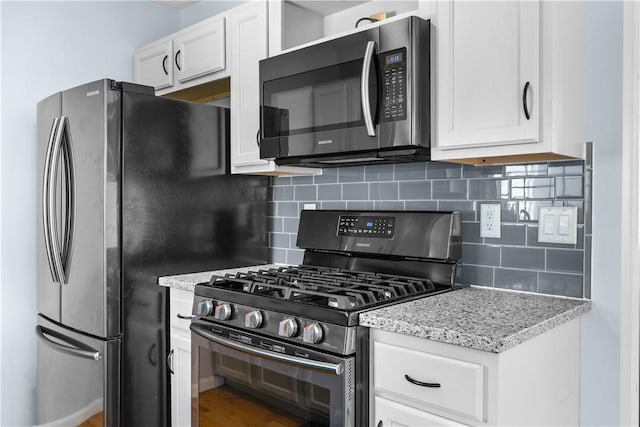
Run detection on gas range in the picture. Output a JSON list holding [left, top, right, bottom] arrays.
[[191, 210, 461, 356]]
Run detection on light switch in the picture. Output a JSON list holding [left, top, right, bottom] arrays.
[[537, 207, 578, 244], [543, 214, 555, 235], [558, 215, 570, 235]]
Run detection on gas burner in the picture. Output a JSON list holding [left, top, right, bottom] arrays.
[[208, 265, 436, 310]]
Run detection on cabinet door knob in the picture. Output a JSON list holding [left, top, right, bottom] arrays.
[[377, 421, 383, 427], [175, 50, 182, 71], [162, 55, 169, 75], [523, 81, 531, 120], [404, 374, 441, 388]]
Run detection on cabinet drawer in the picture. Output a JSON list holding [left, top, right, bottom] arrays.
[[375, 396, 468, 427], [169, 289, 194, 333], [374, 342, 485, 421]]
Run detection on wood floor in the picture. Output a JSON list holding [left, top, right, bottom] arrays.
[[199, 385, 304, 427], [77, 411, 103, 427]]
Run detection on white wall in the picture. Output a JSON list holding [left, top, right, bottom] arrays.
[[581, 1, 623, 425], [0, 2, 181, 425], [180, 0, 245, 27]]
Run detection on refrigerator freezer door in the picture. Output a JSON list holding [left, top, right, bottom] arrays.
[[59, 79, 121, 338], [35, 315, 120, 426]]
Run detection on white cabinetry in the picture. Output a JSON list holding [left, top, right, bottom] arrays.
[[135, 15, 228, 95], [134, 39, 173, 90], [432, 0, 584, 164], [169, 289, 194, 427], [371, 318, 581, 426], [228, 1, 318, 175]]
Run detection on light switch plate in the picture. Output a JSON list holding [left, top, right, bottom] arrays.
[[537, 207, 578, 244]]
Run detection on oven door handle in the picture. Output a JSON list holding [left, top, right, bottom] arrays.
[[191, 324, 344, 376]]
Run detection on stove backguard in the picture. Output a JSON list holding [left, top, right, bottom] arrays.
[[296, 210, 462, 262]]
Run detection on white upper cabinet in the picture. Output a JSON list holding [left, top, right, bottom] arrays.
[[437, 0, 539, 149], [432, 0, 585, 164], [135, 15, 229, 95], [174, 17, 226, 84], [229, 1, 320, 175], [134, 39, 173, 90]]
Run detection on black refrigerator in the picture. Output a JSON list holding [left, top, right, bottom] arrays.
[[35, 79, 269, 426]]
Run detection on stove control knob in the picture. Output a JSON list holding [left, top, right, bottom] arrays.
[[196, 300, 214, 317], [245, 310, 263, 329], [303, 323, 324, 344], [214, 303, 232, 321], [278, 318, 298, 337]]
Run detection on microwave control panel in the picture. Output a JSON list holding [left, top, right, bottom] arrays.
[[337, 215, 395, 238], [382, 48, 407, 122]]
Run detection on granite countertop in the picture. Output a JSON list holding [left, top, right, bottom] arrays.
[[158, 264, 281, 292], [359, 286, 592, 353]]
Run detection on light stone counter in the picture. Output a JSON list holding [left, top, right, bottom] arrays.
[[158, 264, 281, 293], [359, 286, 591, 353]]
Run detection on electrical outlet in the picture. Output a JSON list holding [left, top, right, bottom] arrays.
[[480, 204, 501, 238]]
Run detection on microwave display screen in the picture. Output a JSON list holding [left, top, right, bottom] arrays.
[[385, 52, 403, 66]]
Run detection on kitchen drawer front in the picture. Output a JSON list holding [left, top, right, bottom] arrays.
[[169, 288, 194, 334], [374, 341, 485, 421], [375, 396, 469, 427]]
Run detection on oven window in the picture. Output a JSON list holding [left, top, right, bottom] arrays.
[[195, 343, 349, 427], [262, 59, 378, 138]]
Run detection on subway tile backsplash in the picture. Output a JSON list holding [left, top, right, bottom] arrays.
[[269, 156, 592, 299]]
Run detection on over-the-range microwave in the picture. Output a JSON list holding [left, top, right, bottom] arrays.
[[259, 16, 430, 167]]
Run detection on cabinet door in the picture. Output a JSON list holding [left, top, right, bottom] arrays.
[[134, 39, 173, 90], [437, 0, 539, 149], [229, 1, 269, 168], [375, 396, 468, 427], [174, 17, 226, 84], [170, 333, 191, 427]]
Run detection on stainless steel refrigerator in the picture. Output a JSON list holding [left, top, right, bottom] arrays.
[[35, 79, 269, 427]]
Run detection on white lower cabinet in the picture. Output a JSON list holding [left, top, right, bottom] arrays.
[[375, 396, 468, 427], [371, 318, 581, 426], [169, 289, 194, 427]]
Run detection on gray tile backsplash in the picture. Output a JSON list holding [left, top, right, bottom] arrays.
[[269, 154, 592, 299]]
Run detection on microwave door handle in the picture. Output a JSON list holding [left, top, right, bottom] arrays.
[[361, 40, 377, 137], [43, 117, 60, 283], [191, 323, 344, 376]]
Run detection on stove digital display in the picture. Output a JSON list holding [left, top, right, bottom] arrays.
[[338, 215, 395, 238]]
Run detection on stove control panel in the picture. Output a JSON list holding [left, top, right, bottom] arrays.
[[338, 215, 395, 238], [191, 295, 356, 355]]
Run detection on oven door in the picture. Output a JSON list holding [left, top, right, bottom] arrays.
[[259, 28, 381, 162], [190, 321, 354, 427]]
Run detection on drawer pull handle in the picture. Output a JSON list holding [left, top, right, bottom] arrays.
[[404, 374, 441, 388], [177, 313, 195, 320]]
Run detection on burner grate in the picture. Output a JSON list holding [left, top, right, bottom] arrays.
[[208, 265, 436, 310]]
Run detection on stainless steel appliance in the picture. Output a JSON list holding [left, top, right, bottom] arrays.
[[190, 209, 461, 426], [35, 79, 269, 427], [259, 16, 430, 167]]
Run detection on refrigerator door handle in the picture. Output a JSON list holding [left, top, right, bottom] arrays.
[[42, 117, 60, 283], [35, 325, 102, 361], [60, 116, 76, 282], [48, 116, 74, 284]]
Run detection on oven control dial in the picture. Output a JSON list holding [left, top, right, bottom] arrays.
[[245, 310, 263, 329], [214, 303, 232, 321], [196, 300, 214, 317], [303, 323, 323, 344], [278, 318, 298, 337]]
